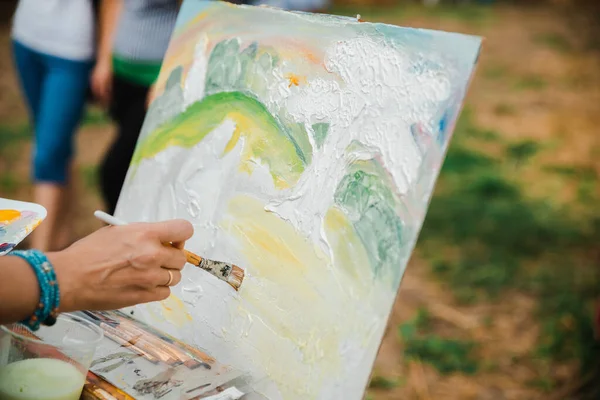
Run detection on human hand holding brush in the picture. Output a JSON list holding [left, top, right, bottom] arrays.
[[94, 211, 245, 291], [55, 219, 193, 312], [0, 219, 193, 325]]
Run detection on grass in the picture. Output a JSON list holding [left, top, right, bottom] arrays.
[[493, 103, 516, 116], [368, 375, 403, 390], [399, 308, 480, 375], [506, 139, 541, 165], [543, 164, 598, 204], [416, 107, 600, 385], [0, 123, 29, 157], [82, 106, 110, 126], [79, 164, 99, 192], [483, 65, 509, 80], [0, 123, 29, 197], [534, 32, 572, 53], [514, 75, 548, 91], [332, 2, 492, 26], [0, 173, 19, 196]]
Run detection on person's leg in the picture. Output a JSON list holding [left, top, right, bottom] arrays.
[[12, 42, 43, 250], [31, 54, 92, 251], [100, 76, 149, 215], [12, 41, 44, 134]]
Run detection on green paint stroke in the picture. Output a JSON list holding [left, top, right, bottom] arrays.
[[131, 91, 307, 187], [334, 151, 404, 286], [312, 122, 329, 149], [203, 38, 312, 163], [205, 38, 243, 93]]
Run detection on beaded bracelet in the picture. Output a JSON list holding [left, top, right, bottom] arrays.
[[12, 250, 60, 331]]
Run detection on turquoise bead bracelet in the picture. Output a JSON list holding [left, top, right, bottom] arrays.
[[12, 250, 60, 331]]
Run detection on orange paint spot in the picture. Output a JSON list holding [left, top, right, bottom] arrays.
[[0, 209, 21, 224], [286, 73, 304, 88], [305, 51, 320, 64]]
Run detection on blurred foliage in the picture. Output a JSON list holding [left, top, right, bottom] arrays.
[[0, 123, 29, 197], [82, 105, 110, 126], [417, 107, 600, 386], [79, 164, 99, 193], [368, 375, 404, 390], [332, 1, 493, 26], [399, 308, 480, 375]]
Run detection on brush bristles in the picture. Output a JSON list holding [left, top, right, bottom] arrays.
[[227, 265, 245, 291]]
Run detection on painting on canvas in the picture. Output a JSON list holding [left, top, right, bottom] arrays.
[[115, 2, 482, 399], [0, 198, 46, 255]]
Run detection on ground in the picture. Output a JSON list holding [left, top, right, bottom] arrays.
[[0, 3, 599, 399]]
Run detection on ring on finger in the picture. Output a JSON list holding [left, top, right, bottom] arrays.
[[163, 269, 174, 287]]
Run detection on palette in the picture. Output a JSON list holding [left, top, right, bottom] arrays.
[[75, 311, 249, 400], [0, 198, 47, 255]]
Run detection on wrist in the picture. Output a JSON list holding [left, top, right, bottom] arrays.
[[10, 250, 61, 330], [96, 54, 112, 70], [46, 251, 76, 314]]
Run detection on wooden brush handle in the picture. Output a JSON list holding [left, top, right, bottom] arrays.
[[183, 249, 203, 266], [164, 242, 203, 266]]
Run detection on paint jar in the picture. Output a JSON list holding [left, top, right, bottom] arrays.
[[0, 313, 103, 400]]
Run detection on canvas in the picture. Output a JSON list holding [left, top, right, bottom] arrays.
[[115, 2, 481, 398]]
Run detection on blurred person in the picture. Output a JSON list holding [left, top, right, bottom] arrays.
[[92, 0, 181, 215], [11, 0, 97, 251]]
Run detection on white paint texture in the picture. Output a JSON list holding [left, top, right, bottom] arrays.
[[184, 33, 209, 109], [116, 3, 481, 400]]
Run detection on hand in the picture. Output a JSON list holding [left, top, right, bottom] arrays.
[[49, 219, 194, 312], [91, 59, 113, 107]]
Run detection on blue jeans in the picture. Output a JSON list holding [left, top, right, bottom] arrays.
[[12, 40, 93, 184]]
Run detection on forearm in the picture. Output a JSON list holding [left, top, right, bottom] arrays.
[[0, 256, 40, 325], [97, 0, 123, 63]]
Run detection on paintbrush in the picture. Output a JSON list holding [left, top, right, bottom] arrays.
[[93, 210, 245, 291]]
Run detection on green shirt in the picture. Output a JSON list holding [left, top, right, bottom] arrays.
[[112, 55, 162, 87]]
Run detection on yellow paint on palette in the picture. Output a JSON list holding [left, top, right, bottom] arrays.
[[24, 218, 42, 235], [0, 209, 21, 224]]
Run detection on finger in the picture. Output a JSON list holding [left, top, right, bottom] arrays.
[[157, 245, 187, 270], [83, 287, 156, 310], [91, 80, 101, 101], [101, 85, 111, 107], [151, 286, 171, 302], [126, 287, 171, 306], [131, 266, 174, 290], [160, 268, 181, 287], [150, 219, 194, 244], [105, 80, 112, 103]]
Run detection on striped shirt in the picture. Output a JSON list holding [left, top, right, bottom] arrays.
[[112, 0, 179, 62]]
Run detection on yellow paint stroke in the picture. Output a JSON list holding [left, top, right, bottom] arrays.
[[224, 195, 352, 398], [24, 218, 42, 235], [222, 111, 296, 188], [149, 294, 192, 328], [0, 209, 21, 224], [323, 206, 373, 297]]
